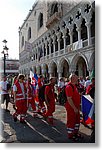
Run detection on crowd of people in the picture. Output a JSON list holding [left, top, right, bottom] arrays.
[[0, 73, 95, 142]]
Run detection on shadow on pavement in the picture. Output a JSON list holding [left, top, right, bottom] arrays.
[[0, 105, 94, 143]]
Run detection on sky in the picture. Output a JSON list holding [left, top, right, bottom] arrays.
[[0, 0, 36, 59]]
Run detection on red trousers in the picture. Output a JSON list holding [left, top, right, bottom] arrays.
[[45, 100, 55, 124], [27, 99, 36, 111], [65, 101, 80, 138], [13, 100, 27, 121]]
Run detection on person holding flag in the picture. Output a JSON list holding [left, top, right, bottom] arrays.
[[30, 71, 40, 113], [37, 75, 47, 116]]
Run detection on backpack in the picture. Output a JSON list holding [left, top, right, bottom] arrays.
[[89, 86, 95, 99], [58, 83, 74, 106], [38, 84, 50, 102], [7, 83, 11, 91]]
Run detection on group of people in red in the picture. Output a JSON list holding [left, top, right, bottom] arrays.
[[0, 72, 95, 142], [12, 74, 56, 126]]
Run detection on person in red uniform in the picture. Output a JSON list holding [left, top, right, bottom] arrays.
[[65, 74, 82, 141], [26, 77, 37, 117], [44, 77, 56, 125], [37, 75, 46, 115], [13, 74, 27, 123]]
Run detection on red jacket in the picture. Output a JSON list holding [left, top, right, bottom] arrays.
[[15, 81, 27, 101], [65, 82, 80, 109], [26, 82, 34, 100]]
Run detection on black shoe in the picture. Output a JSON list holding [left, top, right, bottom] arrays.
[[14, 117, 17, 122], [75, 133, 84, 139], [69, 136, 79, 142]]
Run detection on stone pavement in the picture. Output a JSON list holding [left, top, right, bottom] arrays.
[[0, 102, 95, 143]]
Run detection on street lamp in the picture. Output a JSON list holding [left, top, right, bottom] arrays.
[[1, 39, 9, 76]]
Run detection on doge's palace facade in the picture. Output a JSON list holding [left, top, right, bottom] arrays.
[[19, 0, 95, 79]]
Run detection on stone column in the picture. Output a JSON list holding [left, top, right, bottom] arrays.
[[56, 32, 61, 54], [58, 72, 62, 78], [77, 26, 81, 41], [63, 35, 66, 53], [45, 41, 47, 56], [57, 67, 63, 78], [75, 18, 82, 41], [41, 43, 44, 58], [48, 38, 51, 55], [69, 28, 73, 45], [85, 22, 92, 46], [36, 47, 38, 62], [52, 36, 56, 57], [48, 69, 53, 78], [61, 28, 67, 53]]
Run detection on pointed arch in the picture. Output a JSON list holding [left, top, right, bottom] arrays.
[[28, 27, 31, 40], [71, 53, 89, 77], [38, 12, 43, 30], [49, 60, 58, 77], [58, 57, 70, 77]]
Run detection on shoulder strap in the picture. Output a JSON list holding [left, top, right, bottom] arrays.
[[68, 83, 74, 92]]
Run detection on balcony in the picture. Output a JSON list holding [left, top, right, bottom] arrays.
[[46, 11, 62, 28]]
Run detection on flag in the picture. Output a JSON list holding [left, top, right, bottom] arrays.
[[30, 70, 38, 89], [81, 95, 95, 124], [24, 41, 32, 52]]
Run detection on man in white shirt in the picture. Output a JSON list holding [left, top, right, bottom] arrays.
[[0, 75, 10, 112], [58, 77, 65, 93], [84, 76, 91, 89]]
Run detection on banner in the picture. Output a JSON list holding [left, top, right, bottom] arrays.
[[73, 40, 82, 50], [24, 41, 32, 52]]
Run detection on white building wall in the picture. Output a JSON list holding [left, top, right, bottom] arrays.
[[19, 0, 95, 78]]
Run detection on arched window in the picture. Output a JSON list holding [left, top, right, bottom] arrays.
[[81, 19, 87, 40], [28, 27, 31, 40], [47, 42, 49, 55], [51, 39, 53, 53], [55, 36, 58, 51], [50, 3, 58, 16], [73, 24, 78, 43], [44, 43, 46, 56], [38, 13, 43, 30], [60, 32, 64, 50], [21, 36, 24, 47], [66, 28, 70, 45]]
